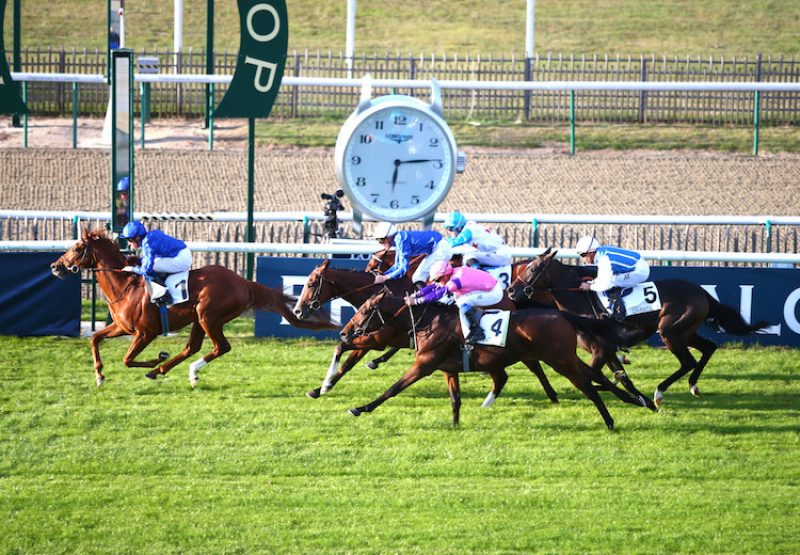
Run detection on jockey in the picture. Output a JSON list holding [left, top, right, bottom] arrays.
[[119, 220, 192, 306], [575, 235, 650, 321], [371, 221, 451, 288], [404, 260, 504, 344], [442, 210, 511, 269]]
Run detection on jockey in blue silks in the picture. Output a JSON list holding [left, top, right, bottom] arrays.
[[576, 235, 650, 321], [119, 220, 192, 306], [371, 221, 451, 288]]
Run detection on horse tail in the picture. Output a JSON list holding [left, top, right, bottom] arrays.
[[704, 292, 770, 335], [247, 282, 339, 330]]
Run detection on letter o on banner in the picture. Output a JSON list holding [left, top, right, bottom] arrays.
[[215, 0, 288, 119]]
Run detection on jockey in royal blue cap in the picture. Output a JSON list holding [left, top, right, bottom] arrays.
[[119, 220, 192, 306], [371, 221, 451, 288]]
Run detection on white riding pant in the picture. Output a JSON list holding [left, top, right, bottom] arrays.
[[592, 258, 650, 292], [463, 245, 512, 268], [455, 281, 505, 332], [412, 239, 452, 283], [151, 247, 192, 275]]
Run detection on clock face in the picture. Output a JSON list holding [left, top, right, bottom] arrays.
[[337, 102, 456, 222]]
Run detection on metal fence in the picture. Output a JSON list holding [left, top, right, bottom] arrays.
[[17, 48, 800, 125]]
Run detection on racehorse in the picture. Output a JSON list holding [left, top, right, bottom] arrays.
[[50, 228, 336, 387], [340, 289, 654, 429], [507, 248, 770, 407], [292, 252, 560, 404]]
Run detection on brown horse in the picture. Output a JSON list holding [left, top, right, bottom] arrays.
[[507, 248, 770, 407], [50, 228, 336, 387], [292, 253, 560, 404], [341, 289, 653, 429]]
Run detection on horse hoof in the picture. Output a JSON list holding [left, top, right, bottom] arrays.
[[144, 372, 157, 381], [306, 388, 321, 399], [96, 377, 105, 387], [690, 384, 701, 398], [653, 389, 664, 409], [348, 408, 361, 417], [190, 376, 199, 388], [158, 351, 169, 362], [365, 361, 378, 370]]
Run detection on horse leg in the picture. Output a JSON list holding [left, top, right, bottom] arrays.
[[592, 352, 655, 411], [121, 331, 166, 368], [686, 334, 718, 398], [481, 367, 509, 408], [444, 372, 462, 426], [308, 347, 367, 398], [89, 322, 132, 386], [521, 360, 558, 404], [654, 334, 698, 409], [182, 320, 231, 387], [570, 374, 616, 430], [349, 362, 436, 417], [145, 322, 206, 384], [365, 347, 401, 370]]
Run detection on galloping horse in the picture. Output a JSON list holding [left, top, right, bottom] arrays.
[[51, 228, 336, 387], [292, 252, 560, 403], [340, 289, 654, 429], [507, 248, 770, 407]]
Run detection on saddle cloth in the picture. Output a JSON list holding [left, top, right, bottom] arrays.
[[461, 309, 511, 348], [145, 271, 190, 305], [596, 281, 662, 317]]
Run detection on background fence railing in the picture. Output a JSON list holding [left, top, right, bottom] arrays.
[[15, 48, 800, 125]]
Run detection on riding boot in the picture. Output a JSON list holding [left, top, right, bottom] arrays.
[[464, 309, 485, 344], [606, 288, 626, 322]]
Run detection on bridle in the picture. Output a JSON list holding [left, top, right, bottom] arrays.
[[302, 271, 383, 312], [60, 241, 95, 273], [517, 257, 552, 299]]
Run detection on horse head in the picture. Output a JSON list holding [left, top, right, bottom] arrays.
[[339, 288, 396, 344], [292, 259, 333, 319], [507, 247, 556, 301]]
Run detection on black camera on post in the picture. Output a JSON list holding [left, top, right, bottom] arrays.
[[321, 189, 345, 240]]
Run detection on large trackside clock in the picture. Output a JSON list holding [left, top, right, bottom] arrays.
[[334, 77, 466, 228]]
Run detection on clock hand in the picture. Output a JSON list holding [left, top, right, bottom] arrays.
[[397, 158, 441, 164], [391, 159, 401, 192]]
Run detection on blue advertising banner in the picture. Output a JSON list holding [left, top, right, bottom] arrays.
[[0, 253, 81, 336], [256, 257, 800, 347], [255, 257, 367, 339]]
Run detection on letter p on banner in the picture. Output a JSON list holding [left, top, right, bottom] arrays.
[[214, 0, 288, 118]]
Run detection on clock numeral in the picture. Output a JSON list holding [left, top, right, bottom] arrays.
[[370, 193, 380, 203], [351, 155, 362, 165], [360, 134, 373, 144], [375, 121, 384, 130], [411, 195, 420, 205], [390, 200, 400, 209], [418, 123, 424, 131], [394, 115, 407, 125], [433, 160, 443, 169], [428, 137, 440, 147], [424, 180, 435, 189], [356, 177, 367, 187]]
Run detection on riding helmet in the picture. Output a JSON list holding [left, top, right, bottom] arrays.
[[429, 261, 454, 281], [443, 210, 467, 231], [575, 235, 600, 255], [371, 221, 398, 240], [116, 176, 130, 192], [120, 220, 146, 240]]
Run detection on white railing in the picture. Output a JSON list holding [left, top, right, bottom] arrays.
[[3, 239, 799, 266]]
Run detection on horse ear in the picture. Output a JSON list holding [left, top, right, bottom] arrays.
[[540, 247, 552, 258], [547, 249, 558, 260], [320, 259, 330, 270], [81, 226, 90, 241]]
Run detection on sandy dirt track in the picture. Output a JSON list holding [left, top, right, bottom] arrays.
[[1, 117, 798, 218]]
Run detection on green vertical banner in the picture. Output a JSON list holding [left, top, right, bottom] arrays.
[[0, 0, 28, 114], [214, 0, 288, 118]]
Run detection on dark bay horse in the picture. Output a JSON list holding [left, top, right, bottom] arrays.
[[340, 289, 654, 429], [507, 248, 770, 407], [292, 254, 560, 404], [50, 228, 336, 387]]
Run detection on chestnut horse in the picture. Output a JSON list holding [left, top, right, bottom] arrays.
[[341, 289, 653, 429], [50, 228, 336, 387], [292, 252, 560, 404], [507, 248, 770, 407]]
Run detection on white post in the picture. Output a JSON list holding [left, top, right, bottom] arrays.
[[525, 0, 535, 59], [346, 0, 356, 78], [118, 6, 125, 47], [174, 0, 183, 71]]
